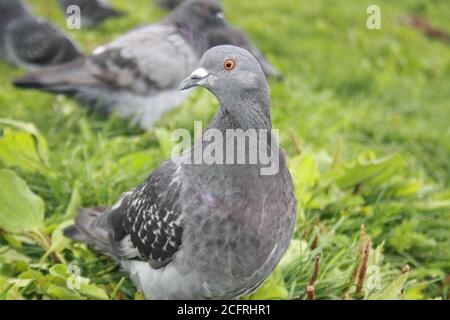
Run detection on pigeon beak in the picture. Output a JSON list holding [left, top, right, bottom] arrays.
[[179, 68, 210, 91]]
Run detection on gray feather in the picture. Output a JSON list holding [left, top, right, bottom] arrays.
[[0, 0, 82, 70]]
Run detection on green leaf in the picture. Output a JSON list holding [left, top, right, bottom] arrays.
[[134, 292, 145, 300], [119, 151, 153, 173], [0, 169, 45, 234], [0, 129, 45, 173], [333, 153, 404, 191], [279, 239, 310, 272], [48, 264, 109, 300], [0, 233, 23, 249], [289, 154, 319, 206], [49, 264, 71, 280], [79, 283, 109, 300], [46, 285, 83, 300], [369, 273, 409, 300], [42, 221, 73, 260], [0, 247, 31, 264], [0, 119, 49, 170], [0, 277, 24, 300], [413, 200, 450, 211], [246, 269, 288, 300], [403, 283, 427, 300], [390, 180, 421, 197], [63, 184, 82, 220]]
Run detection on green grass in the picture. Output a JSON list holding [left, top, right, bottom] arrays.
[[0, 0, 449, 300]]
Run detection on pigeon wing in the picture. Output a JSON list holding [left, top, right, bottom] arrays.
[[5, 16, 81, 66], [113, 160, 184, 269], [88, 24, 198, 94]]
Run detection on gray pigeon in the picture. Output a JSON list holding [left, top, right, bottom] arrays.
[[63, 45, 296, 300], [157, 0, 184, 10], [206, 22, 281, 78], [59, 0, 125, 28], [0, 0, 82, 70], [13, 0, 225, 129], [157, 0, 281, 78]]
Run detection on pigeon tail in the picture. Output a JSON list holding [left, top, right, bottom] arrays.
[[12, 57, 91, 94], [63, 207, 112, 252], [12, 74, 77, 95]]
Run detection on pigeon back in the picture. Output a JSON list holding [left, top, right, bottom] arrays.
[[4, 16, 82, 68]]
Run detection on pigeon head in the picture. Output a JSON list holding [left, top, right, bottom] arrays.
[[0, 0, 28, 19], [180, 45, 271, 125], [0, 0, 24, 10], [180, 45, 268, 98], [171, 0, 224, 28]]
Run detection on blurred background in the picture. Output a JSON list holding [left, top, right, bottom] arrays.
[[0, 0, 449, 300]]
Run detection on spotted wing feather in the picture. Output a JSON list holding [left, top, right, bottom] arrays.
[[119, 161, 183, 269]]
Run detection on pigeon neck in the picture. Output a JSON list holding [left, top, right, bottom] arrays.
[[210, 88, 272, 131]]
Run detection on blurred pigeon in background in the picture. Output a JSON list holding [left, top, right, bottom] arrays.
[[59, 0, 126, 28], [64, 45, 296, 299], [13, 0, 225, 129], [157, 0, 281, 78], [206, 23, 281, 78], [157, 0, 184, 10], [0, 0, 82, 70]]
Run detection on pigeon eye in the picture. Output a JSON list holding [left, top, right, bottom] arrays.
[[223, 59, 236, 71]]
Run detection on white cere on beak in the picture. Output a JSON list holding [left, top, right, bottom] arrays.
[[216, 12, 225, 20], [93, 46, 106, 55], [191, 68, 209, 80]]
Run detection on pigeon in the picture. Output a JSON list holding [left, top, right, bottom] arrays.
[[63, 45, 297, 300], [59, 0, 126, 28], [0, 0, 82, 70], [13, 0, 226, 129], [157, 0, 281, 78], [157, 0, 184, 10], [206, 22, 281, 78]]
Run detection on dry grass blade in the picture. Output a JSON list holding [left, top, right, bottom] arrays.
[[401, 16, 450, 43], [288, 129, 302, 156], [300, 255, 320, 300], [306, 285, 316, 300], [341, 225, 367, 298], [308, 255, 321, 286], [310, 235, 318, 251], [355, 237, 371, 299], [351, 225, 367, 283], [402, 264, 411, 275], [331, 137, 343, 169]]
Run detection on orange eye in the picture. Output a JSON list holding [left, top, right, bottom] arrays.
[[223, 59, 236, 71]]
